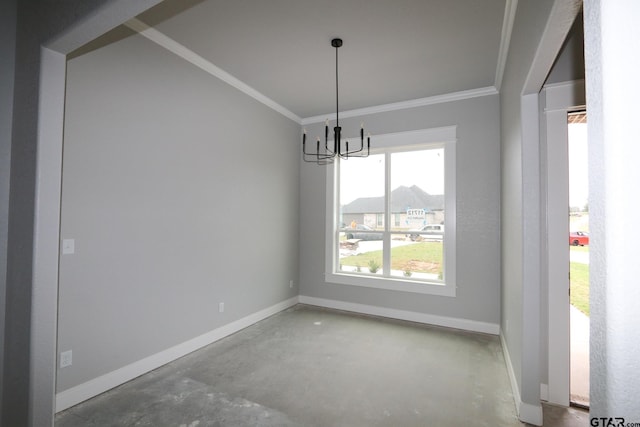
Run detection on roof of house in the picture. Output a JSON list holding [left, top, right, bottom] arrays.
[[342, 185, 444, 214]]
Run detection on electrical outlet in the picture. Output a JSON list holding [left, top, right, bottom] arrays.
[[289, 280, 294, 288], [60, 350, 72, 368], [219, 302, 224, 313], [62, 239, 75, 255]]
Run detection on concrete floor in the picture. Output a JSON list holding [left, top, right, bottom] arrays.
[[56, 305, 587, 426]]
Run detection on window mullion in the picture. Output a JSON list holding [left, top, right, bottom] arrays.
[[383, 152, 391, 276]]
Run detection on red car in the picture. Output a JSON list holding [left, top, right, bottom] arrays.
[[570, 231, 589, 246]]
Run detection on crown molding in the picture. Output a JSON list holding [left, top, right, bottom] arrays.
[[301, 86, 499, 125], [124, 18, 302, 124], [495, 0, 518, 91], [125, 10, 508, 128]]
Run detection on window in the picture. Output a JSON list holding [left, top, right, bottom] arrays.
[[325, 127, 456, 296]]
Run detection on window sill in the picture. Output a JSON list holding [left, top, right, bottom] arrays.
[[325, 272, 456, 297]]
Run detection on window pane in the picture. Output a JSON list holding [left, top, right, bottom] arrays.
[[338, 237, 383, 275], [390, 233, 443, 281], [339, 154, 385, 231], [390, 149, 444, 233]]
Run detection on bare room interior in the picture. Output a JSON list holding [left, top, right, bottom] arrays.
[[2, 0, 640, 426]]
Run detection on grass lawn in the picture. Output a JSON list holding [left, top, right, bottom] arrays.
[[570, 245, 589, 253], [340, 242, 442, 274], [570, 261, 589, 316]]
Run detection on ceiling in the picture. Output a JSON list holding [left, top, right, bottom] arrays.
[[129, 0, 509, 122]]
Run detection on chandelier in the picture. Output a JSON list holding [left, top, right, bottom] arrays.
[[303, 38, 370, 165]]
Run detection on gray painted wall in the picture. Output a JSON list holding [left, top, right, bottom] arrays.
[[3, 1, 113, 423], [4, 2, 165, 423], [585, 0, 640, 419], [299, 94, 501, 325], [499, 0, 554, 410], [0, 0, 17, 417], [57, 32, 300, 392], [3, 4, 42, 423]]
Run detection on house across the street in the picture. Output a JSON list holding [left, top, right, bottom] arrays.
[[341, 185, 444, 230]]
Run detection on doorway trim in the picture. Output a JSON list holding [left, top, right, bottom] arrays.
[[542, 79, 586, 406]]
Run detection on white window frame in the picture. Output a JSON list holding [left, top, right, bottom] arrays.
[[325, 126, 457, 297]]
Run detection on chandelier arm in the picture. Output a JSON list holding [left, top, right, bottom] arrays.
[[339, 148, 369, 158], [326, 139, 336, 156], [302, 147, 334, 164], [341, 138, 361, 154], [303, 136, 336, 160], [340, 148, 369, 158], [305, 149, 335, 160], [302, 155, 334, 164], [338, 132, 370, 158], [303, 151, 336, 163]]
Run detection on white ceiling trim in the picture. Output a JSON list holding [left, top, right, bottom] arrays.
[[124, 18, 302, 123], [495, 0, 518, 91], [125, 0, 509, 128], [301, 86, 499, 125]]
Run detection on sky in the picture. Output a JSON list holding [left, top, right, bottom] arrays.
[[568, 122, 588, 209], [339, 148, 444, 205]]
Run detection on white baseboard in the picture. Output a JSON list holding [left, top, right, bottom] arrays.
[[298, 295, 500, 335], [500, 332, 521, 410], [56, 296, 299, 412], [519, 401, 543, 426], [500, 332, 543, 426]]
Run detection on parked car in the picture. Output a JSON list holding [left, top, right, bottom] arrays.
[[344, 224, 382, 241], [570, 231, 589, 246], [408, 224, 444, 241]]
